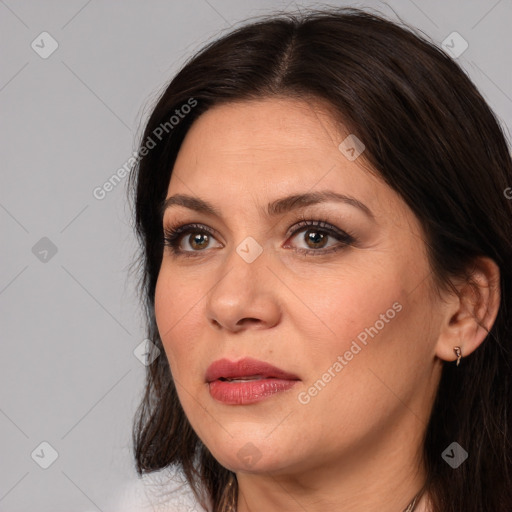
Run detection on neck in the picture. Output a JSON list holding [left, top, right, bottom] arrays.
[[408, 491, 433, 512], [235, 413, 429, 512], [236, 468, 428, 512]]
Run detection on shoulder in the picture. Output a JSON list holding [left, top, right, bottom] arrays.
[[106, 464, 210, 512]]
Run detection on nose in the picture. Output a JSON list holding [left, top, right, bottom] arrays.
[[205, 242, 281, 333]]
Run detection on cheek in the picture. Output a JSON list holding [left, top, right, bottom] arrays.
[[154, 269, 200, 370], [292, 260, 429, 413], [298, 273, 434, 414], [154, 270, 174, 341], [299, 268, 404, 354]]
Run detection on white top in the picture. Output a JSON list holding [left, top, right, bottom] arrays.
[[106, 464, 211, 512]]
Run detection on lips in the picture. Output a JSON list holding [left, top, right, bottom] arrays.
[[205, 357, 300, 383]]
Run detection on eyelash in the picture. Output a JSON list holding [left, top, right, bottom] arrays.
[[162, 215, 357, 259]]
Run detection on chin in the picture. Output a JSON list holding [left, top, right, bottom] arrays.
[[214, 447, 284, 474], [199, 429, 295, 473]]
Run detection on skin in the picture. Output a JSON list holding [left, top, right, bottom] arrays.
[[154, 97, 500, 512]]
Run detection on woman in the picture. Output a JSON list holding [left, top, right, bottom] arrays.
[[126, 6, 512, 512]]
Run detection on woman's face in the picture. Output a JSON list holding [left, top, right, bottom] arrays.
[[155, 97, 444, 475]]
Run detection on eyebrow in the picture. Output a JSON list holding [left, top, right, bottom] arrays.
[[160, 190, 374, 220]]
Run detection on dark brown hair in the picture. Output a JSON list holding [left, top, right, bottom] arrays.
[[128, 7, 512, 511]]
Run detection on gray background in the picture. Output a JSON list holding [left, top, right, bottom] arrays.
[[1, 0, 511, 510]]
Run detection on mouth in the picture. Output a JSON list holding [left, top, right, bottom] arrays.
[[218, 375, 268, 382], [205, 357, 300, 383], [205, 358, 300, 405]]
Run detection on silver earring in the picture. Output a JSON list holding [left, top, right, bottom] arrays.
[[453, 346, 462, 366]]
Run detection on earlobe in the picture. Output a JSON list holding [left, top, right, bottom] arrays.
[[435, 256, 501, 364]]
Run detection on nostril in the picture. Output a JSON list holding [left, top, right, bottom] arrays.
[[237, 318, 260, 326]]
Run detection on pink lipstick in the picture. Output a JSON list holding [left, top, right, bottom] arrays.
[[205, 357, 300, 405]]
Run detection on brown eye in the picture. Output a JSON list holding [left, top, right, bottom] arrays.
[[188, 232, 211, 250], [163, 220, 355, 258], [286, 220, 355, 256], [163, 223, 222, 257], [303, 229, 329, 249]]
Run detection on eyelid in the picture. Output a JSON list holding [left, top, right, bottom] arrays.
[[162, 217, 357, 258], [163, 222, 223, 246], [285, 217, 354, 241], [163, 215, 352, 239]]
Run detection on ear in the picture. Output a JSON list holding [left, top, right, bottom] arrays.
[[435, 256, 501, 363]]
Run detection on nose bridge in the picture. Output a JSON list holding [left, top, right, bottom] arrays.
[[205, 234, 277, 330], [214, 233, 268, 299], [221, 204, 268, 272]]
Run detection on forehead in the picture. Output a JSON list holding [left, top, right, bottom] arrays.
[[172, 97, 370, 188], [179, 96, 346, 155], [167, 97, 412, 225]]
